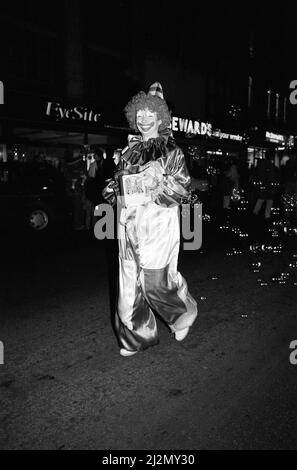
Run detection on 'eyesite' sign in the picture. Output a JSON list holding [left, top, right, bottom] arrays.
[[46, 101, 101, 123]]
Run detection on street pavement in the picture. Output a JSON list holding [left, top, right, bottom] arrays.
[[0, 225, 297, 450]]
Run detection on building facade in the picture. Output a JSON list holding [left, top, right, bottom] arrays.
[[0, 1, 297, 168]]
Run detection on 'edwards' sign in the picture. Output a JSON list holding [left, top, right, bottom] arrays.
[[171, 116, 212, 136]]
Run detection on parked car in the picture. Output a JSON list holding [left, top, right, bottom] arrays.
[[0, 161, 73, 234]]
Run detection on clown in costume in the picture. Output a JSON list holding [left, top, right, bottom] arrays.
[[103, 82, 198, 356]]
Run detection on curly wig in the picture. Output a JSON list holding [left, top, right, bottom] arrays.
[[124, 91, 171, 132]]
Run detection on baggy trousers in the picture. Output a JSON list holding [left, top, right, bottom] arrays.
[[114, 202, 198, 351]]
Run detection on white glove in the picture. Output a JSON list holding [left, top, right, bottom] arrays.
[[139, 161, 164, 190]]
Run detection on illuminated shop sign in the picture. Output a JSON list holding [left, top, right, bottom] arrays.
[[46, 102, 101, 123], [265, 131, 294, 147], [171, 116, 212, 136], [265, 131, 285, 143], [171, 116, 244, 142], [212, 129, 244, 142]]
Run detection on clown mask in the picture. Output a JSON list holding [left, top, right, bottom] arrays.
[[136, 108, 162, 141]]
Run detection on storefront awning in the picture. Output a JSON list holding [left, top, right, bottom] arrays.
[[12, 127, 123, 146]]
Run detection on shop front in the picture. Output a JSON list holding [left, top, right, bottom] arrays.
[[170, 114, 248, 180], [247, 129, 295, 169], [0, 89, 129, 165], [169, 114, 249, 212], [0, 88, 130, 231]]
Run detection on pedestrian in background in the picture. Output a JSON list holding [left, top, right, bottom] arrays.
[[63, 150, 88, 230], [252, 150, 279, 219], [281, 154, 297, 223], [219, 158, 239, 211], [112, 148, 122, 168]]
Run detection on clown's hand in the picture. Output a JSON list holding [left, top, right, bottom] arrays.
[[102, 178, 120, 206], [114, 168, 130, 182], [139, 161, 164, 190], [138, 161, 165, 202]]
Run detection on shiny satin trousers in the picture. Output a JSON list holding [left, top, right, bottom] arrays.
[[114, 202, 198, 352]]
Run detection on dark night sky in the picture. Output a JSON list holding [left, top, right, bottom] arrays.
[[2, 1, 297, 63], [1, 1, 296, 79], [1, 0, 297, 124]]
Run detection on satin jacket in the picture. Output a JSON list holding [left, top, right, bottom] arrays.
[[102, 134, 191, 207]]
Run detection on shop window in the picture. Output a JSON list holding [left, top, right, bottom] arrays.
[[0, 167, 14, 195], [248, 147, 266, 168], [0, 168, 9, 184]]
